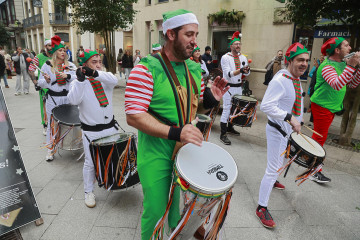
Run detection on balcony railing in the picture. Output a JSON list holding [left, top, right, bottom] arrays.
[[49, 13, 71, 25], [23, 14, 43, 28]]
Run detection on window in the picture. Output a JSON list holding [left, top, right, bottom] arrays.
[[56, 33, 69, 42], [158, 0, 168, 3]]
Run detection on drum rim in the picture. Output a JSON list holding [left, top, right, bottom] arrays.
[[232, 94, 258, 102], [91, 132, 136, 146], [196, 114, 211, 123], [52, 104, 81, 126], [289, 132, 326, 158], [175, 142, 238, 196]]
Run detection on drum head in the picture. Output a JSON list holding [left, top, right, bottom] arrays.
[[290, 132, 325, 157], [175, 142, 238, 196], [233, 94, 257, 102], [92, 132, 134, 146], [52, 104, 81, 126], [196, 114, 211, 123]]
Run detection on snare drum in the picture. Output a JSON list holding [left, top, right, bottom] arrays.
[[90, 132, 140, 190], [195, 114, 212, 141], [288, 132, 325, 169], [229, 94, 258, 127], [51, 104, 82, 151], [152, 142, 237, 239]]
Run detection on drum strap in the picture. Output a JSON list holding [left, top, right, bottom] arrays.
[[148, 107, 177, 126], [81, 116, 118, 132], [268, 120, 287, 137], [47, 89, 69, 96]]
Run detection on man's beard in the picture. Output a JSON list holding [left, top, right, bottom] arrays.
[[173, 36, 192, 60]]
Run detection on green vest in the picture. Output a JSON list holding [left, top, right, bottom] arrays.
[[36, 52, 51, 78], [136, 55, 202, 185], [310, 58, 346, 113]]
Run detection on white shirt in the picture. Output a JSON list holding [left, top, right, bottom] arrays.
[[38, 62, 77, 92], [221, 52, 250, 84], [67, 71, 118, 126], [260, 69, 303, 135]]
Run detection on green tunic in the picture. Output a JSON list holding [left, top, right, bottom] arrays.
[[137, 55, 202, 240], [310, 58, 346, 113]]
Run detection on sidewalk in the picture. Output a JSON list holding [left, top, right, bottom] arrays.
[[1, 77, 359, 239]]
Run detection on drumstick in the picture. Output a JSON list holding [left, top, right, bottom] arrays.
[[286, 120, 316, 148], [26, 57, 45, 74], [303, 124, 323, 138]]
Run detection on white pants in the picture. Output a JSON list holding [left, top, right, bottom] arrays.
[[220, 87, 242, 123], [82, 127, 118, 193], [46, 95, 69, 144], [258, 124, 288, 207], [15, 70, 30, 93]]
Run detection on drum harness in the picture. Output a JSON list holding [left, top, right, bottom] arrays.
[[229, 97, 258, 127], [268, 120, 323, 185]]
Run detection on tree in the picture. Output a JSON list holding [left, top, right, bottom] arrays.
[[54, 0, 138, 74], [286, 0, 360, 146], [0, 23, 11, 47]]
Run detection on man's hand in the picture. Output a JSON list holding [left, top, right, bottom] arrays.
[[242, 66, 250, 74], [180, 124, 203, 146], [76, 68, 85, 82], [81, 66, 98, 77], [289, 116, 301, 134], [347, 51, 360, 67], [43, 73, 51, 83], [210, 76, 230, 101]]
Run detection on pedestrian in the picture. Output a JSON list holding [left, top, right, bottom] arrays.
[[202, 46, 214, 71], [68, 49, 118, 208], [4, 51, 13, 79], [190, 45, 209, 77], [37, 35, 77, 161], [76, 45, 84, 64], [310, 37, 360, 183], [151, 43, 161, 54], [11, 46, 33, 95], [65, 45, 72, 62], [121, 50, 132, 80], [133, 49, 142, 66], [116, 48, 123, 78], [125, 9, 228, 240], [0, 50, 9, 88], [264, 50, 286, 85], [256, 42, 309, 228], [28, 38, 53, 135], [219, 31, 250, 145]]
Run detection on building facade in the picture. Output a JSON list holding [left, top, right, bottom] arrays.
[[133, 0, 295, 99]]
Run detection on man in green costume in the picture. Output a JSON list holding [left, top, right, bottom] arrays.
[[125, 9, 230, 240], [310, 37, 360, 183], [29, 38, 53, 135]]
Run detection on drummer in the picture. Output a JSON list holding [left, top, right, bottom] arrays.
[[219, 31, 250, 145], [68, 49, 118, 208], [125, 9, 229, 240], [256, 43, 308, 228], [38, 35, 77, 161], [28, 38, 53, 136]]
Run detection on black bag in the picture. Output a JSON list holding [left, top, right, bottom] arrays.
[[263, 67, 273, 85], [334, 108, 345, 116]]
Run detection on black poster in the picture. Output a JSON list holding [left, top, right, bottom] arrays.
[[0, 88, 41, 236]]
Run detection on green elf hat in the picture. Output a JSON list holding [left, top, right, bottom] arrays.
[[152, 43, 162, 51], [49, 35, 65, 54], [162, 9, 199, 35], [192, 45, 200, 54], [78, 49, 99, 66], [285, 42, 308, 63], [321, 37, 345, 56], [230, 31, 242, 46], [44, 38, 51, 46]]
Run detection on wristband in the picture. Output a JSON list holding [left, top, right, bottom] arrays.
[[203, 87, 220, 109], [93, 70, 99, 78], [168, 126, 182, 141], [284, 113, 292, 122]]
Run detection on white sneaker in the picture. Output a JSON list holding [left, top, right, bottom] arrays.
[[42, 127, 47, 136], [85, 192, 96, 208], [45, 150, 54, 162], [14, 92, 21, 96]]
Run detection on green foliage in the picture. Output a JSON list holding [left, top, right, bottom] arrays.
[[353, 142, 360, 151], [208, 9, 245, 28], [0, 23, 11, 47], [286, 0, 360, 28]]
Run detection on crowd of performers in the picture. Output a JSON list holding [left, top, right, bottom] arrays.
[[24, 8, 360, 240]]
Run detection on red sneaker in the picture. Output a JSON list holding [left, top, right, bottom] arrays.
[[273, 180, 285, 190], [256, 208, 276, 228]]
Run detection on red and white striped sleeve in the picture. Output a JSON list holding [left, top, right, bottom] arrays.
[[28, 56, 39, 72], [200, 77, 205, 100], [125, 64, 154, 114], [347, 69, 360, 89], [321, 65, 357, 91]]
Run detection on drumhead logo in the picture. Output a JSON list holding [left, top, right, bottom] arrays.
[[216, 171, 228, 181], [207, 164, 224, 175]]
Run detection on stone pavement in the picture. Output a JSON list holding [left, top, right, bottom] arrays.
[[1, 75, 359, 240]]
